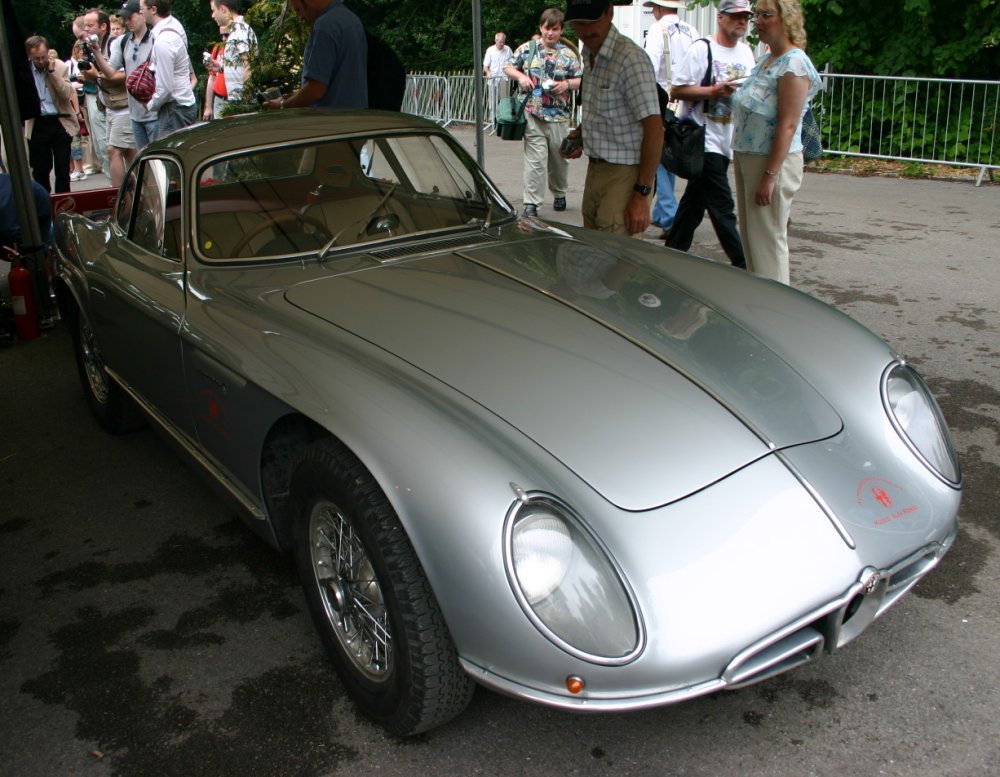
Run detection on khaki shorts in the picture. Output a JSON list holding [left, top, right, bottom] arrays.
[[107, 109, 136, 150]]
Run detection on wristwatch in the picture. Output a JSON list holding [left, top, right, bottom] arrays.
[[633, 183, 652, 196]]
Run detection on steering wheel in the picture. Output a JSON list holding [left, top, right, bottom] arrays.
[[230, 211, 333, 257]]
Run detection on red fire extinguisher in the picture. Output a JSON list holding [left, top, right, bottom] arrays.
[[7, 257, 40, 341]]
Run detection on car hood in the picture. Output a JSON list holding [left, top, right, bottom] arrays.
[[285, 234, 842, 510]]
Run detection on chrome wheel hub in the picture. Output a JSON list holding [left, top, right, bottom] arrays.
[[309, 500, 392, 680], [78, 317, 109, 404]]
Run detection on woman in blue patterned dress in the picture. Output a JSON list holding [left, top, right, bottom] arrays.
[[731, 0, 821, 284]]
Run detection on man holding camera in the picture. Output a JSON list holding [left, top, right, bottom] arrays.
[[262, 0, 367, 111], [79, 9, 112, 177], [203, 0, 257, 120], [503, 8, 581, 218], [83, 6, 137, 187]]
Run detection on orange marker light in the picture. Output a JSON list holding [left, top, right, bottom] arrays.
[[566, 676, 585, 694]]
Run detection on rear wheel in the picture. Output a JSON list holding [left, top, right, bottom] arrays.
[[70, 310, 144, 433], [290, 439, 474, 735]]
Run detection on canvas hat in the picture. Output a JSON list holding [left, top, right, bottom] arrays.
[[564, 0, 611, 23], [643, 0, 685, 8], [718, 0, 752, 13], [118, 0, 141, 16]]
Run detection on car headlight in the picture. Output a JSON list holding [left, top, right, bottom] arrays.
[[504, 490, 643, 665], [882, 362, 961, 485]]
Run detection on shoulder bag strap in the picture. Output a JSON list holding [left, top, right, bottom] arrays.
[[660, 24, 671, 85], [678, 38, 713, 119]]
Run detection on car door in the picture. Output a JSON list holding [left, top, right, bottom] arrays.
[[91, 156, 194, 438]]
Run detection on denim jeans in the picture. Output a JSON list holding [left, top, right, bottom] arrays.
[[131, 118, 159, 149], [651, 165, 678, 230]]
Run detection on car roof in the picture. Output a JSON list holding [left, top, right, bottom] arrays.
[[143, 109, 446, 163]]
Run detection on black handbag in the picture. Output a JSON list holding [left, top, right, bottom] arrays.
[[661, 39, 713, 179]]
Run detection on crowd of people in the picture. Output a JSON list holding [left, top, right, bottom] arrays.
[[25, 0, 257, 194], [25, 0, 819, 287], [493, 0, 821, 285]]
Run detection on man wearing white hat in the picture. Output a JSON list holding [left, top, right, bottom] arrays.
[[643, 0, 698, 238]]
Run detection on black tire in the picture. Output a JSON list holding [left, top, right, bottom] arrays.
[[290, 438, 474, 735], [70, 309, 145, 434]]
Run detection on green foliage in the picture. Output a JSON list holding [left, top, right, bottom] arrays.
[[799, 0, 999, 78], [684, 0, 997, 78]]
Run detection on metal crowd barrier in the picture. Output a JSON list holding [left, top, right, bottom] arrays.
[[406, 71, 999, 186], [403, 75, 450, 126], [815, 73, 999, 186], [405, 74, 581, 135]]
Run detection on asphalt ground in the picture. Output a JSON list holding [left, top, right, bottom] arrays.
[[2, 125, 999, 777]]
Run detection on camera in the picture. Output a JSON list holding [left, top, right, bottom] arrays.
[[202, 51, 212, 65], [78, 60, 93, 71], [560, 134, 583, 155], [256, 86, 281, 103], [87, 33, 99, 44]]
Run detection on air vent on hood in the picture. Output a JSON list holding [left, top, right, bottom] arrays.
[[369, 232, 498, 263]]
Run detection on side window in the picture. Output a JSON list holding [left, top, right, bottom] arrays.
[[129, 158, 183, 260]]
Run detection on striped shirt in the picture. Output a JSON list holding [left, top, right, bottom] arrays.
[[580, 25, 660, 165]]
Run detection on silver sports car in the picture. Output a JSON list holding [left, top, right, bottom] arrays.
[[54, 111, 962, 735]]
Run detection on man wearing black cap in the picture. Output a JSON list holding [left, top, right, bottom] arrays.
[[560, 0, 661, 237], [115, 0, 158, 149]]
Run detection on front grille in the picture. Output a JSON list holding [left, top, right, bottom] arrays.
[[722, 524, 958, 690]]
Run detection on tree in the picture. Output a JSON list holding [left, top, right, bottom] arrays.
[[800, 0, 999, 79]]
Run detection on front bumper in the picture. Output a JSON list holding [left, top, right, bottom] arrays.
[[461, 520, 958, 711]]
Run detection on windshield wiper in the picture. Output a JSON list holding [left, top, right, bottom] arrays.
[[318, 182, 399, 260]]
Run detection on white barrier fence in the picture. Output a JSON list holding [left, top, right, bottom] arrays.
[[816, 73, 999, 186], [405, 72, 999, 186]]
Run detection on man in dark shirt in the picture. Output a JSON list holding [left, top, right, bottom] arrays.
[[0, 174, 52, 247], [263, 0, 367, 110]]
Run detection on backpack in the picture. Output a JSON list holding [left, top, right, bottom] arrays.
[[365, 31, 405, 111]]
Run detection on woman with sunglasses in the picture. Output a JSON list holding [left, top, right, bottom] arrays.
[[731, 0, 821, 285]]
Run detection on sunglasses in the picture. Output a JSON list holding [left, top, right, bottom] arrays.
[[725, 12, 753, 21], [754, 10, 777, 19]]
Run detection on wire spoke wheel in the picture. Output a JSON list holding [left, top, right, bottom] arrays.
[[69, 307, 144, 434], [291, 439, 474, 734], [310, 499, 393, 681], [78, 315, 109, 405]]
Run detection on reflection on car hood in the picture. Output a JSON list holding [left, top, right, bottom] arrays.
[[285, 235, 842, 510]]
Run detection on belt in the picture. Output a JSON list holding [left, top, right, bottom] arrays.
[[588, 157, 635, 167]]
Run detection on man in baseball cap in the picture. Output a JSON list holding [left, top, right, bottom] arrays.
[[560, 0, 661, 237], [563, 0, 610, 24]]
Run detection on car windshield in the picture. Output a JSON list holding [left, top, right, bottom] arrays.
[[194, 131, 512, 262]]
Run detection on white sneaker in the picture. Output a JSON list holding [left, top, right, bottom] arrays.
[[70, 171, 83, 182]]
